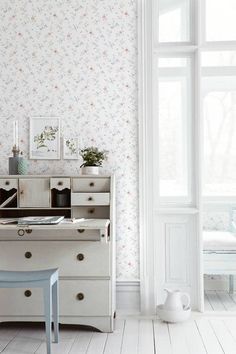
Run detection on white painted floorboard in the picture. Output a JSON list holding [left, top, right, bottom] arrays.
[[209, 318, 236, 354], [195, 318, 224, 354], [205, 290, 236, 312], [120, 319, 139, 354], [138, 319, 155, 354], [182, 320, 206, 354], [153, 320, 172, 354], [205, 291, 226, 311], [2, 316, 236, 353], [103, 319, 124, 354]]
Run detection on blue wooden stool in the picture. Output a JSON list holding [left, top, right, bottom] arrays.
[[0, 268, 59, 354]]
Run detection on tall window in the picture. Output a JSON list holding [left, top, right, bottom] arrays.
[[156, 0, 236, 203]]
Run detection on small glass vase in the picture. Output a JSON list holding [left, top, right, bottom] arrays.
[[17, 157, 28, 175]]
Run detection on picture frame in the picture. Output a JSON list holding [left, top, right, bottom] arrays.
[[30, 117, 60, 159], [63, 138, 79, 160]]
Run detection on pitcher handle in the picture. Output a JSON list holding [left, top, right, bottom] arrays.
[[181, 292, 190, 309]]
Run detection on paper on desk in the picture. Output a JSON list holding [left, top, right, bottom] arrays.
[[0, 218, 18, 224], [61, 218, 85, 224]]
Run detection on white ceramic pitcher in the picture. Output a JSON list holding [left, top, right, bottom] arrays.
[[163, 289, 190, 311]]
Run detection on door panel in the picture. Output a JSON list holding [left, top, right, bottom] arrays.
[[19, 178, 50, 208]]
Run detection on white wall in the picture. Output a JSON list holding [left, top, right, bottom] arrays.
[[0, 0, 139, 281]]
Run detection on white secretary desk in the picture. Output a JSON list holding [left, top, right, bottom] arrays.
[[0, 175, 115, 332]]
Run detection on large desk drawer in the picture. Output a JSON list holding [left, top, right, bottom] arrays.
[[71, 193, 110, 206], [0, 241, 110, 277], [0, 228, 100, 241], [0, 280, 110, 316]]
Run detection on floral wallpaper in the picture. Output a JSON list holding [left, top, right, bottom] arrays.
[[0, 0, 138, 279]]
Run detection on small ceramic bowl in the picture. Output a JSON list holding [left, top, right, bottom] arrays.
[[156, 304, 191, 323]]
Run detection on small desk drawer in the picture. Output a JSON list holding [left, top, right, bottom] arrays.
[[0, 178, 18, 190], [72, 178, 110, 192], [72, 206, 110, 219], [50, 178, 71, 190], [71, 193, 110, 206], [0, 280, 110, 317], [0, 241, 110, 276]]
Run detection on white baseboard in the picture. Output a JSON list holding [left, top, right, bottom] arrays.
[[116, 280, 140, 314]]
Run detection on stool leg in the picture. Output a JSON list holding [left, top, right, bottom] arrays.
[[52, 280, 59, 343], [229, 275, 234, 294], [43, 284, 52, 354]]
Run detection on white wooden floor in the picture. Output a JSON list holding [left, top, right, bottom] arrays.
[[1, 316, 236, 353], [205, 290, 236, 311]]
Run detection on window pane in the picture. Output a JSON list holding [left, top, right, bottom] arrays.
[[158, 58, 187, 68], [202, 51, 236, 67], [203, 76, 236, 196], [205, 0, 236, 42], [159, 0, 190, 43], [158, 58, 191, 197]]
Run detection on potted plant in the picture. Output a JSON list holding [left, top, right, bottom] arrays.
[[80, 146, 108, 175]]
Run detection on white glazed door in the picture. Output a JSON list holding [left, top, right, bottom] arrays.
[[19, 178, 50, 208], [139, 0, 202, 313]]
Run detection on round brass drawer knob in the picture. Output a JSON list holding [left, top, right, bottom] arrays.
[[88, 208, 95, 214], [88, 197, 93, 201], [77, 229, 85, 233], [24, 290, 32, 297], [5, 181, 10, 186], [77, 293, 84, 301], [18, 229, 25, 237], [58, 181, 63, 186], [89, 182, 95, 187], [77, 253, 84, 261], [25, 251, 32, 259]]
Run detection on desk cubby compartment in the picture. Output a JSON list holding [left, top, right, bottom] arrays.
[[0, 208, 71, 218], [0, 188, 17, 208], [51, 189, 71, 208]]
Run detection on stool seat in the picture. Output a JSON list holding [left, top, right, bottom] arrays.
[[0, 268, 58, 282], [0, 268, 59, 354]]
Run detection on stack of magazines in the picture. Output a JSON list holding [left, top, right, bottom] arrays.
[[0, 216, 64, 225]]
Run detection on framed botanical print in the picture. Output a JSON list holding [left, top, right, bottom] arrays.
[[63, 138, 79, 160], [30, 117, 60, 159]]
